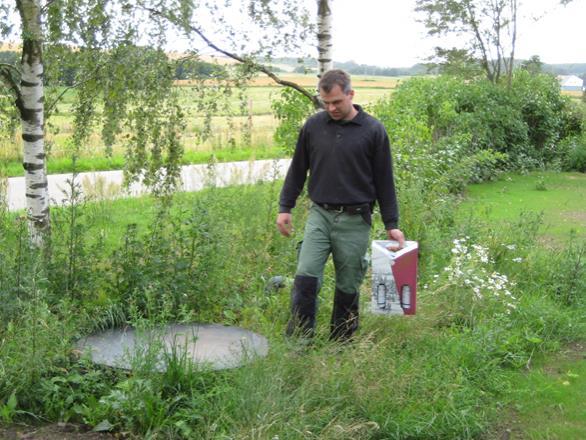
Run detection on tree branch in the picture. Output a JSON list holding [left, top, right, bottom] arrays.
[[0, 63, 22, 100], [45, 83, 76, 116], [41, 0, 57, 13], [45, 62, 104, 117], [143, 6, 321, 109], [507, 0, 518, 87], [465, 1, 494, 82], [493, 0, 503, 82]]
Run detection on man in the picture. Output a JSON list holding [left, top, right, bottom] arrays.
[[276, 69, 404, 341]]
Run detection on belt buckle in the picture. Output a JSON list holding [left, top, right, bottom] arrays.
[[321, 203, 344, 213]]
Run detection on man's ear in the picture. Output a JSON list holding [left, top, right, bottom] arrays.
[[348, 89, 355, 100]]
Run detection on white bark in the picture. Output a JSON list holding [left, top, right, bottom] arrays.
[[18, 0, 49, 244], [507, 0, 518, 87], [317, 0, 333, 78]]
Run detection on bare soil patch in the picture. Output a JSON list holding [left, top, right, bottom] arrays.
[[0, 423, 117, 440], [560, 211, 586, 223], [565, 174, 586, 180], [542, 341, 586, 376]]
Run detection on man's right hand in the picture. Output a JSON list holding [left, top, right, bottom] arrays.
[[276, 213, 293, 237], [386, 228, 405, 251]]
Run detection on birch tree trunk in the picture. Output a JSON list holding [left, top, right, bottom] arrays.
[[506, 0, 518, 87], [317, 0, 333, 78], [16, 0, 49, 245]]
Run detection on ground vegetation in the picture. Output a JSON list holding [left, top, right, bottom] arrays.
[[0, 68, 585, 437]]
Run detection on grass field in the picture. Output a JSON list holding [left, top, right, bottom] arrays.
[[459, 172, 586, 243], [0, 74, 398, 177], [459, 172, 586, 439], [176, 73, 403, 89], [561, 90, 584, 99]]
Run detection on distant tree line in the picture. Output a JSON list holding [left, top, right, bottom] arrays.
[[3, 49, 584, 84], [270, 56, 586, 78], [274, 57, 429, 76], [174, 57, 227, 80], [0, 50, 17, 64], [0, 48, 228, 86], [336, 60, 429, 76], [541, 63, 586, 77]]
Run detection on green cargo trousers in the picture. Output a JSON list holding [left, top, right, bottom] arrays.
[[286, 203, 370, 339], [296, 204, 370, 292]]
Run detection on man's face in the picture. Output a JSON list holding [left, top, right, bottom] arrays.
[[319, 84, 355, 121]]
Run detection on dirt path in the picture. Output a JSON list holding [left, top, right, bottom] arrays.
[[5, 159, 291, 211]]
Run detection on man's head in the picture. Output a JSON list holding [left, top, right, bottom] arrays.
[[318, 69, 357, 121]]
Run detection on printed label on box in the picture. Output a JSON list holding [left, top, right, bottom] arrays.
[[370, 240, 418, 315]]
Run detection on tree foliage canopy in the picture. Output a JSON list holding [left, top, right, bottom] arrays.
[[416, 0, 518, 83], [0, 0, 313, 192]]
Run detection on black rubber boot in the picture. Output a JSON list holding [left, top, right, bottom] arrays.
[[330, 288, 360, 341], [286, 275, 319, 337]]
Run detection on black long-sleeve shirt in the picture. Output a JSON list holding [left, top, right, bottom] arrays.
[[279, 105, 399, 230]]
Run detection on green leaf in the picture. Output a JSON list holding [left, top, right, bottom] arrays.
[[525, 336, 543, 344], [7, 392, 17, 411], [93, 419, 114, 432]]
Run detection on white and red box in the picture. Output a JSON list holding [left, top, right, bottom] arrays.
[[370, 240, 418, 315]]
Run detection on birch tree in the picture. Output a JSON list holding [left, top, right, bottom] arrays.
[[416, 0, 519, 84], [0, 0, 312, 244], [271, 0, 335, 153], [317, 0, 333, 78], [0, 1, 48, 244]]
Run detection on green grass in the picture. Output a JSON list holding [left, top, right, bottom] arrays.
[[458, 172, 586, 439], [515, 354, 586, 439], [1, 173, 584, 438], [1, 145, 286, 178], [459, 172, 586, 242], [491, 344, 586, 439]]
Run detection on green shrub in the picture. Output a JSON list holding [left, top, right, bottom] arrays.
[[561, 134, 586, 172], [271, 87, 314, 155], [371, 73, 583, 182], [510, 71, 584, 166], [0, 295, 75, 408], [517, 240, 586, 307]]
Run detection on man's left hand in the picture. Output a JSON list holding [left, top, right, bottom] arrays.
[[386, 229, 405, 251]]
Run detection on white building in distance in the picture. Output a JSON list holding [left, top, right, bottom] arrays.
[[558, 75, 584, 92]]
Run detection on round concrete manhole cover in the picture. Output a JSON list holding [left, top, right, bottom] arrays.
[[77, 323, 269, 371]]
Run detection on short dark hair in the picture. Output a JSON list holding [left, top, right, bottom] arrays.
[[318, 69, 352, 94]]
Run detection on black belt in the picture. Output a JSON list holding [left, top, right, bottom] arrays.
[[316, 202, 370, 215]]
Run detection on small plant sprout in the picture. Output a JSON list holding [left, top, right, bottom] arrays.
[[535, 176, 547, 191]]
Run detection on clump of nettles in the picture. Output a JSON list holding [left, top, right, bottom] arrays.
[[429, 237, 519, 323]]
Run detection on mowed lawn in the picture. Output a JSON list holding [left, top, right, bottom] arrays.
[[502, 343, 586, 439], [461, 172, 586, 439], [459, 172, 586, 242]]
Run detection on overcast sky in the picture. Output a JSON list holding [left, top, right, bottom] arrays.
[[330, 0, 585, 67], [4, 0, 583, 68]]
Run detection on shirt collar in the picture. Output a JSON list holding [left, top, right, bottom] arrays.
[[326, 104, 364, 126]]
